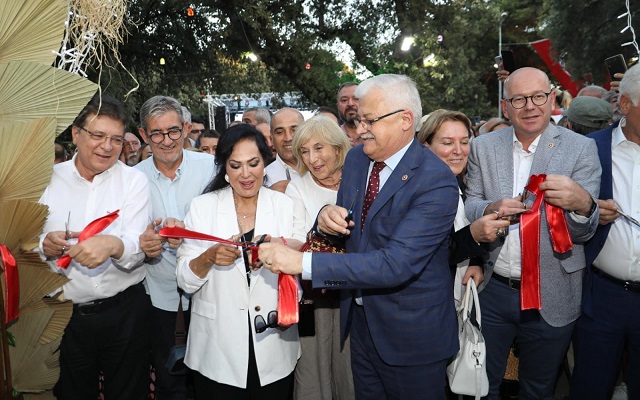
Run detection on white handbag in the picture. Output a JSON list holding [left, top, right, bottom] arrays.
[[447, 279, 489, 399]]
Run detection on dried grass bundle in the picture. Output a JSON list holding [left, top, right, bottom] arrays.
[[58, 0, 129, 78], [0, 0, 67, 65]]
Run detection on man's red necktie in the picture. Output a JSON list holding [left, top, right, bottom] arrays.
[[361, 161, 386, 231]]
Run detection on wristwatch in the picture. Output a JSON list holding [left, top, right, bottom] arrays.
[[574, 198, 597, 218]]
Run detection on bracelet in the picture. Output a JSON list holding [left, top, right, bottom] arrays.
[[281, 236, 288, 246]]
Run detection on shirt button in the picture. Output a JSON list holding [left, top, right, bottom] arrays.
[[254, 306, 261, 312]]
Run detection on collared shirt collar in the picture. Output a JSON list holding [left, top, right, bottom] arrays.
[[613, 117, 628, 148], [512, 130, 541, 154], [150, 149, 185, 180], [379, 139, 413, 171], [70, 153, 115, 183]]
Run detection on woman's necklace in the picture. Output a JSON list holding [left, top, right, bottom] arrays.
[[312, 174, 341, 190], [233, 195, 256, 236]]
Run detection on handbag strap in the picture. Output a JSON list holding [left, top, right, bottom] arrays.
[[460, 279, 482, 329], [175, 290, 186, 346]]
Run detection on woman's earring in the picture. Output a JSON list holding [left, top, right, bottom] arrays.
[[224, 174, 230, 183], [263, 170, 267, 177]]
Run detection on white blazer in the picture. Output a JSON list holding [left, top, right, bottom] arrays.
[[177, 186, 300, 388]]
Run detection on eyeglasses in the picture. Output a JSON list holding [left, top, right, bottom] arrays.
[[353, 109, 405, 130], [254, 310, 278, 333], [504, 91, 551, 109], [77, 127, 124, 146], [124, 140, 140, 148], [190, 129, 205, 135], [148, 128, 183, 144]]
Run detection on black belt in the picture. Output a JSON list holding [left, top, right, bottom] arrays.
[[73, 282, 144, 316], [592, 267, 640, 293], [492, 274, 521, 290]]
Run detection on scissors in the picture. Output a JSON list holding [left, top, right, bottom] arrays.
[[344, 190, 359, 224], [614, 202, 640, 228], [65, 211, 71, 240]]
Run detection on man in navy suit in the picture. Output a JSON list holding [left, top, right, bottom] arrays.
[[570, 64, 640, 400], [260, 74, 459, 400]]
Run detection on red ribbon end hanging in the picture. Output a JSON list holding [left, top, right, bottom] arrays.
[[277, 274, 299, 325], [0, 244, 20, 324], [520, 174, 573, 310]]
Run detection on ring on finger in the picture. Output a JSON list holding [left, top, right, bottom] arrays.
[[497, 228, 506, 238]]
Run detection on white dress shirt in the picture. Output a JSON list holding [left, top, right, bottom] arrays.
[[265, 154, 301, 186], [493, 132, 590, 279], [135, 150, 217, 311], [39, 157, 152, 303], [492, 133, 539, 278], [593, 119, 640, 281]]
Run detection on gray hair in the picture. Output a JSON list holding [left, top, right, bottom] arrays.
[[139, 96, 184, 130], [619, 63, 640, 106], [292, 115, 351, 175], [355, 74, 422, 131], [181, 106, 192, 124], [577, 85, 608, 99], [244, 107, 271, 124]]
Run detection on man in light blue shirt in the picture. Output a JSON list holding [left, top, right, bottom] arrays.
[[136, 95, 216, 400]]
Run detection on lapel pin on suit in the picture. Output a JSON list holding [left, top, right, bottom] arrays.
[[402, 175, 408, 181], [548, 143, 554, 148]]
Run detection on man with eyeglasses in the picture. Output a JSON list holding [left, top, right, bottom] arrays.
[[135, 95, 217, 400], [189, 115, 207, 144], [259, 74, 459, 400], [464, 67, 601, 399], [39, 93, 153, 399]]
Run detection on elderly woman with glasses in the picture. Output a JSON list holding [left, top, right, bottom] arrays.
[[285, 115, 355, 400], [176, 124, 301, 399], [418, 109, 510, 304]]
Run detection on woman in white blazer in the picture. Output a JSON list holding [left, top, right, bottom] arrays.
[[177, 125, 301, 399]]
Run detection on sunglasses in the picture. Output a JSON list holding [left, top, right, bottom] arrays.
[[254, 310, 278, 334]]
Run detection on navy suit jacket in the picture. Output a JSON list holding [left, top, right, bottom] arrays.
[[312, 139, 459, 366], [584, 122, 617, 267], [583, 122, 618, 316]]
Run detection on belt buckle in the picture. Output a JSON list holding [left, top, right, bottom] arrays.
[[76, 301, 101, 316], [508, 279, 519, 290]]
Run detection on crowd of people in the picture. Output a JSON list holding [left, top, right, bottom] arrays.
[[38, 63, 640, 400]]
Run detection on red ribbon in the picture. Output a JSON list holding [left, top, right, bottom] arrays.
[[158, 226, 255, 257], [0, 244, 19, 324], [277, 274, 299, 325], [159, 226, 299, 324], [57, 210, 120, 269], [520, 175, 573, 310]]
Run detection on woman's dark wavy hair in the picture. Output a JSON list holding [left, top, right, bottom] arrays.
[[203, 124, 272, 194]]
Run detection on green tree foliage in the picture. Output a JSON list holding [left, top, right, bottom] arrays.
[[88, 0, 551, 124], [542, 0, 639, 84]]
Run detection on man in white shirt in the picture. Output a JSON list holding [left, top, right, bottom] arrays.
[[39, 93, 153, 399], [265, 107, 304, 188], [570, 64, 640, 399], [465, 67, 601, 399], [136, 95, 217, 400]]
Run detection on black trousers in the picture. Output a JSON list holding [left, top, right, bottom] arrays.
[[54, 283, 151, 400], [150, 305, 191, 400]]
